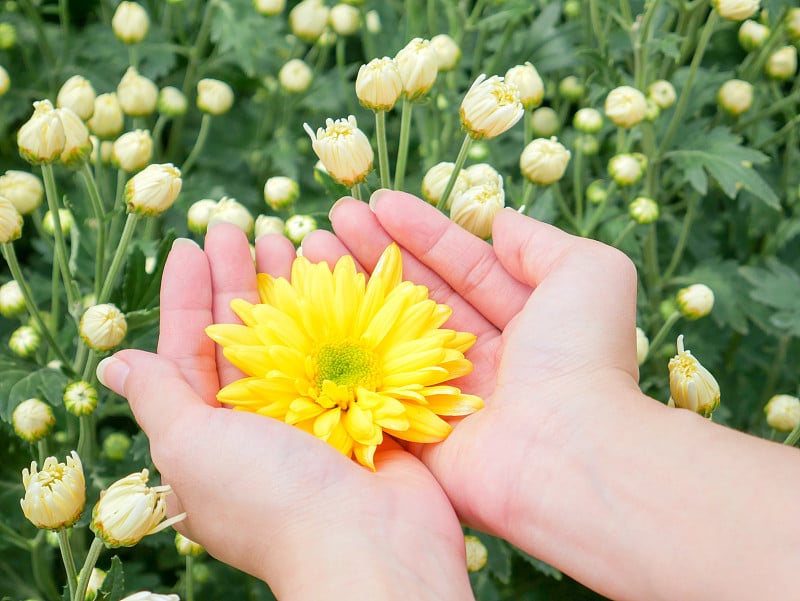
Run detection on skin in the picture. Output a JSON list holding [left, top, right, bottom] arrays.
[[99, 191, 800, 601]]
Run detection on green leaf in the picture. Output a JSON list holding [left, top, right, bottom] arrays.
[[210, 0, 286, 77], [1, 368, 69, 422], [513, 547, 563, 580], [100, 556, 125, 601], [740, 259, 800, 336]]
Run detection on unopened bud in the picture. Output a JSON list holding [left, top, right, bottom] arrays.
[[355, 57, 402, 111], [0, 195, 23, 243], [254, 0, 285, 16], [668, 335, 720, 418], [558, 75, 585, 102], [208, 197, 254, 235], [289, 0, 330, 43], [430, 33, 461, 72], [279, 59, 313, 94], [80, 303, 127, 351], [9, 324, 40, 358], [263, 176, 299, 211], [573, 107, 603, 133], [88, 93, 124, 139], [197, 78, 234, 115], [0, 280, 25, 317], [57, 75, 96, 121], [102, 432, 132, 461], [605, 86, 647, 128], [608, 152, 646, 186], [284, 214, 317, 244], [125, 163, 182, 216], [421, 162, 468, 208], [187, 199, 217, 234], [529, 107, 560, 137], [628, 196, 659, 224], [0, 170, 43, 215], [647, 80, 676, 109], [520, 137, 571, 186], [676, 283, 714, 319], [738, 19, 770, 51], [13, 398, 54, 442], [64, 380, 98, 416], [586, 180, 608, 204], [112, 130, 153, 172], [636, 327, 649, 365], [449, 184, 504, 240], [43, 208, 74, 236], [117, 68, 158, 117], [395, 38, 438, 100], [464, 535, 488, 572], [254, 215, 285, 238], [175, 532, 205, 556], [157, 86, 187, 117], [717, 79, 753, 116], [112, 2, 150, 43], [712, 0, 759, 22], [505, 62, 544, 109], [329, 3, 360, 36], [765, 46, 797, 81], [764, 394, 800, 432]]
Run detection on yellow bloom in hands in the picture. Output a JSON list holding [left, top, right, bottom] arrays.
[[206, 244, 483, 470]]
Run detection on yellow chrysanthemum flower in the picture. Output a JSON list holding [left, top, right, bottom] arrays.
[[206, 244, 483, 470]]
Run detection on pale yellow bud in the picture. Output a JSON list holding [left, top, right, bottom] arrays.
[[57, 75, 96, 121], [464, 163, 503, 189], [88, 93, 124, 139], [712, 0, 759, 21], [187, 199, 217, 234], [676, 284, 714, 319], [787, 8, 800, 40], [279, 59, 313, 94], [112, 2, 150, 43], [395, 38, 438, 100], [520, 136, 571, 186], [329, 4, 359, 35], [263, 176, 299, 210], [80, 303, 127, 351], [112, 129, 153, 172], [254, 0, 285, 16], [0, 279, 25, 317], [117, 68, 158, 117], [157, 86, 187, 117], [717, 79, 753, 116], [0, 195, 23, 243], [355, 57, 402, 111], [558, 75, 585, 102], [56, 106, 92, 166], [765, 46, 797, 81], [529, 106, 560, 137], [208, 197, 254, 235], [449, 184, 504, 240], [504, 62, 544, 109], [573, 107, 603, 133], [21, 451, 85, 529], [764, 394, 800, 432], [464, 535, 488, 572], [17, 100, 66, 164], [635, 327, 649, 365], [197, 78, 234, 115], [289, 0, 330, 43], [430, 33, 461, 71], [460, 74, 524, 140], [668, 335, 720, 418], [647, 80, 676, 109], [628, 196, 659, 224], [608, 152, 646, 186], [738, 19, 770, 51], [13, 398, 55, 443], [0, 65, 9, 96], [0, 170, 43, 214], [255, 215, 285, 238], [304, 115, 373, 187], [85, 568, 107, 601], [365, 10, 380, 33], [43, 208, 74, 236], [125, 163, 182, 216], [64, 380, 98, 417], [9, 324, 40, 357], [284, 214, 317, 244], [120, 593, 179, 601], [91, 469, 186, 547], [604, 85, 647, 128], [175, 532, 205, 556], [421, 161, 469, 208], [586, 179, 608, 204]]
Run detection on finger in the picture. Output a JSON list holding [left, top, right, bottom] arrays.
[[204, 223, 259, 387], [156, 239, 221, 405], [255, 234, 297, 280], [300, 229, 367, 274], [367, 190, 532, 329], [329, 197, 498, 339]]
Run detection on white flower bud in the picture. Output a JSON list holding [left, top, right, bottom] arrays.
[[717, 79, 753, 116], [520, 136, 571, 186], [263, 176, 299, 210], [738, 20, 770, 51], [21, 451, 85, 529], [197, 78, 234, 115], [430, 33, 461, 71], [712, 0, 759, 21], [449, 184, 504, 240], [112, 130, 153, 172], [764, 394, 800, 432], [9, 324, 40, 357], [254, 0, 285, 16], [279, 59, 313, 94], [284, 214, 317, 244], [80, 303, 127, 351], [17, 100, 66, 164], [421, 162, 469, 208], [85, 568, 106, 601], [464, 163, 503, 189], [125, 163, 182, 216], [628, 196, 659, 224], [64, 380, 98, 416], [765, 46, 797, 81], [120, 592, 179, 601], [355, 57, 403, 111], [586, 179, 607, 204], [255, 215, 285, 238], [787, 8, 800, 40], [0, 279, 25, 317], [573, 107, 603, 133], [504, 62, 544, 109], [304, 115, 373, 187], [0, 65, 9, 96], [187, 198, 217, 234], [464, 535, 488, 572], [558, 75, 585, 101], [676, 283, 714, 319], [329, 4, 359, 35], [635, 327, 649, 365], [0, 195, 23, 243], [13, 398, 55, 443], [289, 0, 330, 43], [608, 152, 646, 186], [117, 68, 158, 117], [57, 75, 96, 121], [208, 197, 254, 235], [91, 469, 186, 547], [529, 106, 560, 137], [0, 170, 43, 214], [112, 2, 150, 43], [668, 335, 720, 418], [43, 208, 74, 236], [55, 106, 92, 166], [395, 38, 438, 100], [175, 532, 205, 556], [88, 93, 124, 139], [365, 9, 381, 33], [157, 86, 188, 117], [604, 85, 647, 128], [460, 74, 524, 140], [647, 80, 676, 109]]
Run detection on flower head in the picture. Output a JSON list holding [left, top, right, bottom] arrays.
[[605, 85, 647, 128], [764, 394, 800, 432], [43, 208, 74, 236], [206, 244, 483, 470], [529, 106, 560, 137], [608, 152, 647, 186], [676, 284, 715, 319], [157, 86, 188, 117], [125, 163, 182, 215], [208, 197, 254, 235], [17, 100, 66, 164], [0, 279, 25, 317], [713, 0, 759, 21], [717, 79, 753, 115], [647, 80, 676, 109], [21, 451, 85, 530], [504, 62, 544, 109], [355, 57, 403, 111], [421, 161, 469, 208], [289, 0, 330, 42], [329, 3, 360, 35], [284, 213, 317, 244], [465, 535, 488, 572], [112, 129, 153, 172], [279, 59, 313, 94], [112, 2, 150, 43], [9, 324, 41, 357], [460, 74, 524, 139], [64, 380, 98, 416], [431, 34, 461, 72], [263, 176, 300, 211], [449, 184, 505, 240], [520, 136, 571, 186], [117, 68, 158, 117], [394, 38, 438, 100], [175, 532, 205, 556], [255, 215, 285, 238], [0, 170, 44, 214], [57, 75, 96, 121], [304, 115, 373, 187], [765, 46, 797, 81], [80, 303, 128, 351], [197, 78, 234, 115], [13, 398, 54, 442], [0, 195, 23, 243], [668, 335, 720, 418], [573, 108, 603, 134], [738, 20, 770, 51], [187, 199, 218, 234], [91, 469, 186, 547], [628, 196, 659, 224], [88, 93, 124, 139]]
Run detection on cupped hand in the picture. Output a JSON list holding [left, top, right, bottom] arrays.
[[97, 223, 474, 600]]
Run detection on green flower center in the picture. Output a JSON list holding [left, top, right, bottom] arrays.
[[315, 342, 379, 392]]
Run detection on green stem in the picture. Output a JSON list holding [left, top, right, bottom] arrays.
[[661, 194, 698, 283], [643, 222, 661, 307], [436, 134, 472, 211], [520, 180, 536, 212], [152, 114, 169, 160], [181, 114, 212, 176], [588, 0, 606, 58], [647, 310, 682, 361], [19, 0, 57, 80], [41, 164, 80, 312], [57, 529, 77, 599], [1, 244, 70, 366], [350, 183, 363, 202], [73, 537, 105, 601], [186, 555, 195, 601], [611, 219, 637, 246], [128, 44, 139, 69], [573, 144, 585, 223], [79, 163, 107, 298], [98, 213, 139, 304], [37, 438, 49, 464], [760, 335, 789, 404], [394, 97, 414, 189], [553, 183, 581, 232], [31, 531, 59, 601], [77, 413, 96, 466], [633, 0, 661, 90], [375, 110, 392, 189]]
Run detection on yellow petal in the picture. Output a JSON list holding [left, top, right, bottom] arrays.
[[286, 398, 326, 424], [230, 298, 258, 326], [344, 402, 382, 445], [424, 392, 484, 416], [206, 324, 261, 347], [354, 442, 377, 471], [313, 408, 341, 439], [326, 421, 354, 458], [385, 403, 452, 442]]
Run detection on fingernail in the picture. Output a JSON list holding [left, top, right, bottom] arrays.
[[369, 188, 390, 212], [328, 195, 354, 220], [96, 356, 129, 392], [172, 237, 200, 250]]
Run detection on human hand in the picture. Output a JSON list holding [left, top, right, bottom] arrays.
[[97, 223, 475, 600]]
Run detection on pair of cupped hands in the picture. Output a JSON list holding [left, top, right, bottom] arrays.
[[98, 190, 640, 599]]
